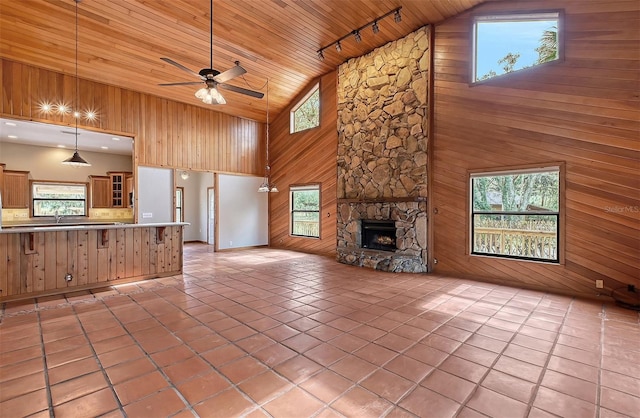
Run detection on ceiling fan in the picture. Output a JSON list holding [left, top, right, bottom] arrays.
[[158, 0, 264, 104]]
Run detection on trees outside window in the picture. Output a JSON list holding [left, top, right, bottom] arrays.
[[32, 182, 87, 217], [470, 166, 561, 262], [473, 12, 560, 82], [290, 185, 320, 238], [290, 83, 320, 133]]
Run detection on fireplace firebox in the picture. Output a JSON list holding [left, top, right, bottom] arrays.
[[361, 220, 396, 252]]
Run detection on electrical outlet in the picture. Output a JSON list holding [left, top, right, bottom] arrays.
[[595, 280, 604, 289], [142, 213, 153, 218], [65, 273, 73, 282]]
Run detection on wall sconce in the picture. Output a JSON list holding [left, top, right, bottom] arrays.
[[180, 171, 190, 180], [317, 7, 402, 60]]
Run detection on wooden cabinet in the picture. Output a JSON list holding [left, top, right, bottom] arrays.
[[2, 170, 30, 208], [90, 176, 111, 208], [108, 172, 128, 208], [125, 174, 134, 208]]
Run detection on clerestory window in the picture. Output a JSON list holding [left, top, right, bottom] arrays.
[[472, 11, 561, 82]]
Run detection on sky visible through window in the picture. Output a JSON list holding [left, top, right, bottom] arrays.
[[476, 20, 557, 80]]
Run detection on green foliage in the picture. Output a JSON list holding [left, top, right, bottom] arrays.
[[535, 26, 558, 64], [292, 87, 320, 132], [292, 190, 319, 211], [472, 171, 559, 212]]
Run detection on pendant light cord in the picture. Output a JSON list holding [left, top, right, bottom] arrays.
[[74, 0, 80, 151]]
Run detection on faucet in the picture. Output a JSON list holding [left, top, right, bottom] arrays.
[[55, 212, 61, 224]]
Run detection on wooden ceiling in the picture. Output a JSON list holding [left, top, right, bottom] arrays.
[[0, 0, 493, 123]]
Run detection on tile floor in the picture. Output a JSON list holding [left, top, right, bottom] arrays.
[[1, 244, 639, 418]]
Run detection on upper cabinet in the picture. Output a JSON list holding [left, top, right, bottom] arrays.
[[2, 169, 30, 208], [90, 175, 111, 208], [108, 171, 132, 208]]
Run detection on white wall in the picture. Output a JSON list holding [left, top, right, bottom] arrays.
[[217, 174, 268, 249], [137, 166, 173, 224], [0, 142, 132, 181], [176, 170, 213, 242]]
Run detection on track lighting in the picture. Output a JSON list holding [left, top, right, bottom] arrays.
[[316, 7, 402, 60]]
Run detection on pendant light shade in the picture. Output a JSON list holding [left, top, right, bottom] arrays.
[[63, 150, 91, 166], [63, 0, 91, 167]]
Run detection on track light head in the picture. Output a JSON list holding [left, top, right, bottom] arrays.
[[335, 41, 342, 52], [353, 30, 362, 43], [372, 21, 380, 34], [394, 9, 402, 23], [317, 49, 325, 60]]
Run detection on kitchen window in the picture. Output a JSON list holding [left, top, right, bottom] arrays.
[[32, 182, 87, 217]]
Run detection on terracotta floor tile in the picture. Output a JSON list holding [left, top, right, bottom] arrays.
[[1, 247, 639, 418], [193, 388, 255, 417], [253, 343, 297, 367], [421, 369, 476, 403], [114, 371, 169, 405], [218, 356, 268, 384], [331, 386, 393, 417], [50, 371, 109, 406], [399, 386, 460, 418], [533, 386, 596, 418], [123, 388, 187, 418], [300, 369, 353, 403], [201, 343, 246, 367], [175, 370, 230, 404], [360, 369, 415, 403], [541, 369, 597, 403], [274, 355, 323, 383], [481, 370, 536, 404], [52, 387, 119, 418], [439, 355, 489, 383], [105, 357, 157, 385], [239, 370, 294, 404], [600, 387, 640, 417], [0, 371, 46, 403], [163, 355, 212, 384]]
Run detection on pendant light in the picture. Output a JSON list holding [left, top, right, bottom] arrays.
[[63, 0, 91, 167], [258, 79, 277, 193]]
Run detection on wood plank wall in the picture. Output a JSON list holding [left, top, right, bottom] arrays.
[[0, 225, 183, 301], [268, 72, 338, 257], [0, 59, 265, 175], [432, 0, 639, 297]]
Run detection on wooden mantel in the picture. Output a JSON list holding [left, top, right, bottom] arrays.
[[0, 223, 185, 302]]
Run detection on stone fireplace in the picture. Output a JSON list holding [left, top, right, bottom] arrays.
[[336, 28, 430, 273]]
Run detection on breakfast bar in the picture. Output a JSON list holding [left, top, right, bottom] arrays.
[[0, 222, 186, 302]]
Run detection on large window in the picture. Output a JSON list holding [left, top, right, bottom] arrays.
[[290, 185, 320, 238], [32, 182, 87, 217], [472, 11, 560, 82], [470, 166, 561, 262], [290, 83, 320, 133]]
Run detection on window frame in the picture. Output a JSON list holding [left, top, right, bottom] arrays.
[[31, 180, 88, 218], [290, 184, 321, 239], [290, 82, 321, 134], [467, 163, 565, 264], [470, 9, 563, 84], [175, 187, 184, 223]]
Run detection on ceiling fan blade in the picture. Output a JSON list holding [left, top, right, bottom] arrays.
[[160, 57, 202, 79], [214, 63, 247, 83], [218, 83, 264, 99], [158, 81, 203, 86]]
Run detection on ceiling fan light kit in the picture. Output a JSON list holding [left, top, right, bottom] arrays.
[[159, 0, 263, 104]]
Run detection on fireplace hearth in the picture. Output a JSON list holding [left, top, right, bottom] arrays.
[[361, 220, 396, 252]]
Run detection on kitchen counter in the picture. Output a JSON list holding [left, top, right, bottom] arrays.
[[0, 222, 187, 301]]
